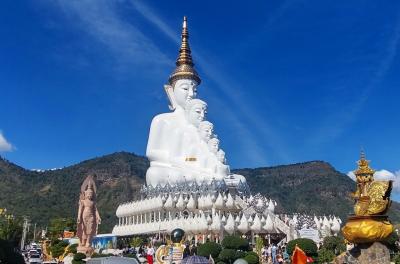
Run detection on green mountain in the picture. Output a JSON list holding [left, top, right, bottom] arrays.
[[0, 152, 398, 233]]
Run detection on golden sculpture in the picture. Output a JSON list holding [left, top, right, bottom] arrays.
[[342, 151, 393, 243], [156, 229, 185, 264], [169, 16, 201, 86]]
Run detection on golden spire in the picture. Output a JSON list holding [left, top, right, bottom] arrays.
[[354, 150, 375, 177], [168, 16, 201, 85]]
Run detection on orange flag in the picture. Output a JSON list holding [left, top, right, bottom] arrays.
[[292, 245, 307, 264]]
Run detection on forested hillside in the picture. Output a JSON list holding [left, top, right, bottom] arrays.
[[1, 152, 398, 233]]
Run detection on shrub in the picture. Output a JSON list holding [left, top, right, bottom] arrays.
[[218, 249, 236, 264], [244, 251, 259, 264], [49, 239, 70, 258], [222, 235, 249, 251], [255, 237, 263, 257], [317, 248, 335, 263], [73, 252, 87, 261], [234, 250, 246, 260], [198, 242, 222, 258], [287, 238, 318, 257], [392, 253, 400, 264], [130, 237, 143, 248], [383, 232, 399, 252], [322, 236, 345, 254], [0, 239, 25, 264], [67, 243, 78, 254], [92, 253, 114, 258]]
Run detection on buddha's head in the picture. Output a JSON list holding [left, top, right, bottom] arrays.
[[208, 137, 220, 154], [217, 149, 226, 164], [173, 79, 198, 109], [199, 121, 214, 142], [185, 99, 207, 127]]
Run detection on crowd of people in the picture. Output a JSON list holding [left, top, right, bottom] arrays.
[[120, 241, 199, 264], [261, 243, 289, 264]]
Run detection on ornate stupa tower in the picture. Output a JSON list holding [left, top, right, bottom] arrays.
[[168, 16, 201, 86]]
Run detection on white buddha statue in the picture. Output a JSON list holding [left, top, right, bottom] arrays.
[[145, 79, 199, 187], [168, 99, 208, 184], [205, 137, 224, 181], [196, 121, 214, 173], [145, 17, 201, 187], [145, 17, 247, 189], [216, 149, 230, 177]]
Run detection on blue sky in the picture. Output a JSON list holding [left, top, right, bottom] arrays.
[[1, 1, 399, 185]]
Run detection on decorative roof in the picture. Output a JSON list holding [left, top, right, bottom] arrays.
[[168, 17, 201, 85]]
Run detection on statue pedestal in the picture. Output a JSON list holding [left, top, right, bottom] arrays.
[[342, 215, 393, 243], [77, 246, 94, 256], [334, 242, 390, 264]]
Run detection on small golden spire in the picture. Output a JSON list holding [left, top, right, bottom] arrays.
[[354, 150, 375, 177], [168, 16, 201, 85], [176, 16, 193, 66]]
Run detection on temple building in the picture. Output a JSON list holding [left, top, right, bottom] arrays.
[[112, 17, 340, 244]]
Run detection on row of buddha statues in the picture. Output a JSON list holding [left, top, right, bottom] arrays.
[[146, 78, 246, 187]]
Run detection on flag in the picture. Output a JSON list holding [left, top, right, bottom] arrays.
[[292, 245, 307, 264]]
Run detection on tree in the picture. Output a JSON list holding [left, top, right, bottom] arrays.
[[50, 240, 69, 258], [0, 239, 25, 264], [317, 248, 336, 263], [255, 236, 264, 263], [221, 235, 250, 251], [130, 237, 143, 248], [218, 249, 236, 264], [72, 252, 87, 264], [48, 217, 76, 239], [383, 231, 400, 253], [0, 213, 23, 248], [198, 242, 222, 258], [244, 251, 259, 264], [321, 236, 345, 255], [287, 238, 318, 257]]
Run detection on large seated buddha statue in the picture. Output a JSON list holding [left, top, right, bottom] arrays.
[[145, 17, 247, 189], [146, 17, 203, 187]]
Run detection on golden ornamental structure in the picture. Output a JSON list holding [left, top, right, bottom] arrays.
[[168, 16, 201, 86], [342, 151, 393, 243], [156, 229, 185, 264]]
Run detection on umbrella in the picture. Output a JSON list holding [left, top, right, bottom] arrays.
[[181, 255, 209, 264]]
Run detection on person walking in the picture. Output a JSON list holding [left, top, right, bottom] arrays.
[[271, 244, 277, 264], [267, 244, 272, 263], [146, 244, 155, 264], [183, 243, 190, 258], [190, 244, 197, 256]]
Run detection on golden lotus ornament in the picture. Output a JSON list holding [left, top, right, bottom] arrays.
[[341, 152, 394, 243]]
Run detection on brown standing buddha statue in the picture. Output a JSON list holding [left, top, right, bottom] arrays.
[[76, 175, 101, 255]]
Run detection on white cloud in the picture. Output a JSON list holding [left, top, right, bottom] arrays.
[[347, 171, 356, 181], [347, 169, 400, 193], [0, 131, 13, 152], [53, 0, 172, 69]]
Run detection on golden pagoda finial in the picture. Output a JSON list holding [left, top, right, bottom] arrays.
[[354, 150, 375, 177], [168, 16, 201, 85]]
